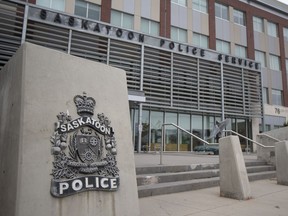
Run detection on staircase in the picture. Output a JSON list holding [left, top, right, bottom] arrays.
[[136, 161, 276, 198]]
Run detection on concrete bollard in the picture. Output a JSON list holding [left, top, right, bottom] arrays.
[[275, 141, 288, 186], [219, 135, 251, 200]]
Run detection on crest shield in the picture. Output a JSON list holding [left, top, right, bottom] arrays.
[[50, 92, 119, 197], [75, 133, 102, 164]]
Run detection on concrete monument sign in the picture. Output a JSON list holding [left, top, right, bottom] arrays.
[[0, 43, 139, 216]]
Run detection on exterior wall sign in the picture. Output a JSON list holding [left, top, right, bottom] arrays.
[[50, 92, 119, 197], [28, 7, 260, 71]]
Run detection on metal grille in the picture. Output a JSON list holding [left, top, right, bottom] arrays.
[[0, 1, 263, 118], [0, 1, 23, 70], [198, 59, 222, 112], [143, 47, 171, 106], [109, 39, 141, 90], [70, 31, 108, 64], [223, 65, 244, 115], [172, 53, 198, 110], [26, 21, 69, 53], [243, 69, 262, 116]]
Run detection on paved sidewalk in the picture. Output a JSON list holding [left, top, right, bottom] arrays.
[[135, 153, 288, 216], [139, 179, 288, 216]]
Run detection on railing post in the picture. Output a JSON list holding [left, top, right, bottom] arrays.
[[160, 124, 164, 165]]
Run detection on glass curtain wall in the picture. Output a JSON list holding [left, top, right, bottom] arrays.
[[150, 111, 164, 151], [165, 112, 178, 151], [130, 108, 252, 152], [192, 115, 203, 150], [179, 114, 191, 151]]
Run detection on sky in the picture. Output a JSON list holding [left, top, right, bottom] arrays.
[[277, 0, 288, 5]]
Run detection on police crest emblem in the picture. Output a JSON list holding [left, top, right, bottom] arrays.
[[50, 92, 119, 197]]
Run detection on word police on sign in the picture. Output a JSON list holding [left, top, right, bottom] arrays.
[[50, 92, 119, 197]]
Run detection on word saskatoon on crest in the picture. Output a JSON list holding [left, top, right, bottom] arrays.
[[50, 92, 119, 197]]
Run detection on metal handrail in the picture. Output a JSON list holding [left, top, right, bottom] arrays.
[[223, 130, 275, 148], [257, 133, 281, 142], [159, 123, 275, 165], [160, 123, 217, 165]]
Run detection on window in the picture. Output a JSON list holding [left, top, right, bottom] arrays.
[[192, 33, 208, 48], [235, 45, 247, 58], [215, 3, 228, 20], [267, 22, 278, 37], [255, 50, 266, 67], [284, 27, 288, 41], [272, 89, 283, 106], [141, 18, 159, 36], [216, 39, 230, 54], [192, 0, 207, 13], [253, 16, 264, 32], [36, 0, 65, 11], [171, 0, 187, 6], [111, 10, 134, 30], [285, 59, 288, 78], [171, 26, 187, 43], [75, 0, 100, 21], [233, 9, 245, 26], [269, 54, 280, 71], [262, 87, 268, 104]]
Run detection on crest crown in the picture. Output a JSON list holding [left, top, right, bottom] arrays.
[[74, 92, 96, 116]]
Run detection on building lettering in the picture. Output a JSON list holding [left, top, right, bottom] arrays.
[[51, 176, 119, 197], [35, 8, 260, 70]]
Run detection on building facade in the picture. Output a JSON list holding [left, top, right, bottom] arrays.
[[1, 0, 288, 152]]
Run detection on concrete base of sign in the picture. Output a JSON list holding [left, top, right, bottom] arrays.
[[219, 136, 251, 200], [275, 141, 288, 186], [0, 43, 139, 216]]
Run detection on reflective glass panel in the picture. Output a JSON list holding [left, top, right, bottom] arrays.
[[192, 115, 202, 150], [179, 114, 191, 151], [165, 112, 178, 151], [150, 111, 163, 151]]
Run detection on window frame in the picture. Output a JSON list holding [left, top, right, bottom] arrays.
[[271, 89, 283, 106], [284, 27, 288, 41], [74, 0, 101, 21], [255, 50, 266, 68], [192, 32, 208, 49], [36, 0, 65, 11], [111, 10, 134, 30], [216, 39, 230, 54], [233, 9, 246, 26], [215, 2, 229, 21], [267, 21, 278, 37], [269, 54, 280, 71], [253, 16, 264, 33], [192, 0, 208, 13], [171, 0, 187, 7], [171, 26, 187, 43], [140, 18, 159, 36], [235, 44, 247, 58]]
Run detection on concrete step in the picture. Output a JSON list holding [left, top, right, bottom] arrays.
[[136, 161, 267, 175], [138, 171, 276, 198], [137, 165, 275, 186], [137, 169, 219, 186]]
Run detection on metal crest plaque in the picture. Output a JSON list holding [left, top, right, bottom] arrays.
[[50, 92, 119, 197]]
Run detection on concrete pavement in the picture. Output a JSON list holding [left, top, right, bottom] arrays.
[[135, 153, 288, 216]]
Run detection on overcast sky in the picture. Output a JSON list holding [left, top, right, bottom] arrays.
[[277, 0, 288, 5]]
